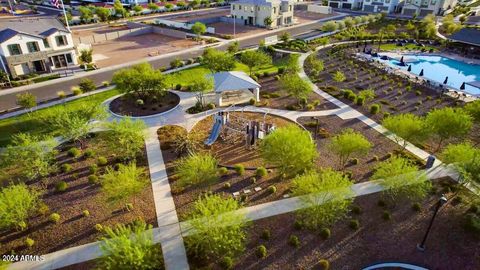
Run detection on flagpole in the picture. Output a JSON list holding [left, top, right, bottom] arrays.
[[59, 0, 70, 32]]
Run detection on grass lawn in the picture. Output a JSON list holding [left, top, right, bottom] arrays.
[[379, 43, 437, 52], [0, 89, 120, 147]]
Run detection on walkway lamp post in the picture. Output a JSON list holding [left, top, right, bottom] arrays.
[[416, 195, 447, 252]]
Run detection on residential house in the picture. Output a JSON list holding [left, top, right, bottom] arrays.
[[327, 0, 363, 10], [363, 0, 400, 13], [0, 17, 77, 78], [230, 0, 295, 28], [401, 0, 458, 16]]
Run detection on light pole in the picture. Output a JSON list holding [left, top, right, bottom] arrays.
[[416, 195, 447, 252], [233, 15, 236, 38]]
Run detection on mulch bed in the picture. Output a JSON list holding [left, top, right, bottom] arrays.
[[109, 91, 180, 117], [298, 115, 423, 183], [258, 76, 338, 111], [157, 113, 300, 221], [228, 179, 480, 270], [0, 133, 157, 256]]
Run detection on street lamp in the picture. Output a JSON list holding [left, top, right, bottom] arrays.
[[416, 194, 448, 252]]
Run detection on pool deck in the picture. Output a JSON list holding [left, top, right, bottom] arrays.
[[380, 51, 480, 65]]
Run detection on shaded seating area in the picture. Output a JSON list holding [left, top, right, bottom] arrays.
[[212, 71, 261, 107]]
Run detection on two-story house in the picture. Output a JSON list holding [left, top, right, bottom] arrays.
[[327, 0, 363, 10], [230, 0, 295, 28], [362, 0, 400, 13], [401, 0, 458, 16], [0, 17, 77, 78]]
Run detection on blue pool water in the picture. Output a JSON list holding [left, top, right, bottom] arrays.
[[381, 55, 480, 95]]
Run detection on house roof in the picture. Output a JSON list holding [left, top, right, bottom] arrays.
[[0, 17, 69, 43], [212, 71, 260, 93], [448, 28, 480, 47]]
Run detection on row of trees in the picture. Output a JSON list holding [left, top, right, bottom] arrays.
[[321, 14, 382, 33]]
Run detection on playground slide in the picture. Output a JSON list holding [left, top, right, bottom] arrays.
[[205, 121, 222, 146]]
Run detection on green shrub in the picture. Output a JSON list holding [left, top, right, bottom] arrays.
[[207, 103, 215, 110], [61, 163, 72, 173], [294, 220, 304, 230], [306, 104, 315, 111], [351, 205, 361, 215], [260, 229, 271, 240], [50, 213, 61, 223], [220, 256, 234, 269], [412, 202, 421, 211], [97, 156, 108, 166], [350, 158, 359, 165], [84, 149, 95, 158], [257, 245, 267, 258], [465, 213, 480, 234], [125, 203, 134, 211], [55, 181, 68, 192], [89, 164, 98, 174], [176, 153, 218, 188], [319, 227, 331, 239], [382, 210, 392, 221], [72, 87, 82, 96], [233, 164, 245, 175], [38, 202, 50, 215], [415, 90, 422, 96], [102, 81, 110, 87], [218, 167, 229, 175], [251, 177, 256, 184], [318, 259, 330, 270], [83, 210, 90, 217], [25, 237, 35, 247], [136, 99, 144, 106], [370, 104, 381, 114], [288, 235, 300, 247], [256, 166, 267, 177], [372, 155, 379, 161], [79, 78, 96, 92], [268, 185, 277, 194], [356, 96, 365, 106], [249, 98, 256, 105], [175, 84, 182, 90], [223, 182, 231, 189], [349, 219, 360, 230], [95, 223, 103, 232], [68, 147, 81, 158], [16, 221, 27, 231]]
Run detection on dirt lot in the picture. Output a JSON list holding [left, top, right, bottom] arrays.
[[72, 25, 130, 37], [168, 9, 230, 23], [294, 10, 338, 24], [209, 21, 268, 37], [90, 33, 197, 68]]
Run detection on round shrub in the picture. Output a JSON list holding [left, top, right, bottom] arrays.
[[382, 210, 392, 221], [38, 202, 50, 216], [220, 256, 234, 269], [60, 163, 72, 173], [294, 220, 304, 230], [256, 166, 267, 177], [88, 174, 98, 184], [350, 158, 359, 165], [257, 245, 267, 258], [102, 81, 110, 87], [207, 103, 216, 110], [25, 237, 35, 247], [319, 227, 331, 239], [233, 164, 245, 176], [82, 210, 90, 217], [84, 149, 95, 158], [136, 99, 144, 106], [351, 205, 362, 215], [89, 164, 98, 174], [125, 203, 134, 211], [68, 147, 81, 158], [55, 181, 68, 192], [218, 167, 228, 175], [372, 155, 379, 162], [356, 96, 365, 106], [223, 182, 231, 189], [251, 177, 256, 184], [306, 104, 315, 111], [17, 221, 27, 231], [288, 235, 300, 248], [415, 90, 422, 96], [175, 84, 182, 90], [249, 98, 256, 105], [97, 156, 108, 166], [72, 87, 82, 96], [94, 223, 103, 232], [50, 213, 61, 223], [260, 229, 271, 240], [370, 104, 381, 114], [318, 259, 330, 270], [278, 67, 285, 74], [268, 185, 277, 194], [349, 219, 360, 230], [412, 202, 421, 211]]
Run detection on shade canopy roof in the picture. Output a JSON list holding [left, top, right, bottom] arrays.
[[212, 71, 260, 93]]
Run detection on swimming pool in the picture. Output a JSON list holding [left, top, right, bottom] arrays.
[[381, 55, 480, 96]]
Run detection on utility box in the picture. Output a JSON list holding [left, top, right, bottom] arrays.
[[426, 155, 436, 169]]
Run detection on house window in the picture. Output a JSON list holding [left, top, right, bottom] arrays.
[[7, 44, 22, 55], [26, 41, 40, 53], [55, 35, 68, 46], [385, 0, 390, 3], [258, 6, 260, 11], [289, 5, 292, 11], [431, 0, 437, 4], [66, 53, 73, 63], [43, 39, 50, 48], [238, 5, 241, 9], [273, 7, 276, 13], [232, 4, 235, 10]]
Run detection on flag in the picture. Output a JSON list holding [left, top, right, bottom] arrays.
[[51, 0, 60, 9]]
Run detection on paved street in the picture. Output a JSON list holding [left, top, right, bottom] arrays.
[[0, 12, 346, 111]]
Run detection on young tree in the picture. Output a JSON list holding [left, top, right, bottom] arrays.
[[343, 17, 354, 28], [78, 78, 96, 92], [191, 21, 207, 41], [264, 16, 273, 27], [373, 156, 431, 202], [98, 220, 163, 269], [383, 113, 428, 151], [95, 7, 110, 22], [0, 133, 57, 179], [279, 73, 312, 105], [0, 184, 40, 230], [332, 70, 346, 83], [260, 125, 318, 176], [16, 92, 37, 113], [420, 14, 437, 38], [113, 0, 126, 18], [172, 130, 204, 157], [280, 32, 290, 43], [101, 163, 147, 203], [79, 49, 93, 65], [305, 54, 324, 77], [292, 169, 353, 229], [175, 153, 218, 188], [441, 142, 480, 185], [425, 107, 473, 152], [284, 54, 300, 74], [464, 100, 480, 124], [357, 89, 376, 102], [147, 3, 159, 11], [227, 40, 239, 54], [190, 75, 214, 107], [79, 6, 93, 22], [321, 21, 338, 32], [113, 62, 167, 99], [201, 48, 236, 73], [185, 194, 248, 261], [239, 50, 272, 76], [105, 118, 146, 160], [328, 129, 372, 169]]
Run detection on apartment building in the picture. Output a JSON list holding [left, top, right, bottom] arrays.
[[401, 0, 458, 16], [230, 0, 295, 28], [0, 17, 77, 78], [327, 0, 363, 10], [363, 0, 400, 13]]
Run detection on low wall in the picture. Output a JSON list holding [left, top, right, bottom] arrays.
[[151, 26, 188, 39], [154, 18, 216, 34], [307, 5, 332, 14]]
